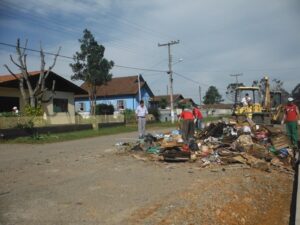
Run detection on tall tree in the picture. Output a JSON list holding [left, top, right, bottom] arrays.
[[3, 39, 61, 108], [70, 29, 114, 115], [226, 82, 244, 102], [252, 77, 289, 104], [203, 86, 223, 105]]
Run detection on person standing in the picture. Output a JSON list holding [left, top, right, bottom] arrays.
[[282, 97, 300, 149], [241, 93, 251, 106], [179, 107, 195, 143], [135, 100, 148, 139], [193, 106, 203, 130]]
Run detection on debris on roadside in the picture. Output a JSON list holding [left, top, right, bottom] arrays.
[[114, 120, 295, 173]]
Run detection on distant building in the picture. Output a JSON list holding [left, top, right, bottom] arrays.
[[149, 94, 184, 109], [200, 103, 233, 117], [75, 75, 154, 112]]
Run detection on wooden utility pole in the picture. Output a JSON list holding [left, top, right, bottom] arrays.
[[199, 85, 202, 106], [158, 40, 180, 123]]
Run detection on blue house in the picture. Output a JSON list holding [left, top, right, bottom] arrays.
[[75, 75, 154, 112]]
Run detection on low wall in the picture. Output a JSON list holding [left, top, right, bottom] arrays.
[[0, 114, 125, 129], [0, 124, 93, 139]]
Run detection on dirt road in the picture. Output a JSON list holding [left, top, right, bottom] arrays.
[[0, 129, 293, 225]]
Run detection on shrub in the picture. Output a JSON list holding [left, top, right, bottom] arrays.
[[148, 108, 160, 121], [95, 104, 114, 115], [122, 109, 135, 123]]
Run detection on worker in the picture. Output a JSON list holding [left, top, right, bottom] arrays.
[[193, 106, 203, 130], [282, 97, 300, 149], [241, 93, 251, 106], [135, 100, 148, 139], [179, 107, 195, 143]]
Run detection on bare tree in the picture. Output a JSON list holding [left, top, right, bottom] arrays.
[[3, 39, 61, 108]]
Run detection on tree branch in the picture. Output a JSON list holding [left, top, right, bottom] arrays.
[[3, 64, 20, 80], [45, 46, 61, 79], [21, 39, 28, 57], [35, 43, 45, 95], [41, 80, 56, 103], [9, 55, 22, 69]]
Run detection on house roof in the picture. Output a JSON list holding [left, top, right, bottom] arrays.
[[0, 71, 87, 94], [201, 103, 233, 109], [150, 94, 184, 103], [179, 98, 197, 106], [77, 75, 154, 98]]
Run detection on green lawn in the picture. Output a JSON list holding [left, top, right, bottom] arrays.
[[1, 117, 222, 144], [2, 122, 176, 144]]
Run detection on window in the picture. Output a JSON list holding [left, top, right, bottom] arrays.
[[0, 96, 19, 112], [117, 100, 125, 110], [53, 98, 68, 113]]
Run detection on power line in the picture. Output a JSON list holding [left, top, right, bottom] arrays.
[[114, 65, 166, 73], [0, 41, 167, 73], [172, 72, 206, 86]]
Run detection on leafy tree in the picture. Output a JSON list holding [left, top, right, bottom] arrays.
[[70, 29, 114, 115], [203, 86, 223, 104], [148, 108, 160, 121], [159, 98, 168, 109], [252, 77, 289, 104], [226, 83, 244, 102]]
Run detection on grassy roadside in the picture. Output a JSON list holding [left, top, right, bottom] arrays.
[[1, 122, 176, 144], [1, 117, 222, 144]]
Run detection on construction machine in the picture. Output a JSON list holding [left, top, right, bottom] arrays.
[[233, 77, 283, 124]]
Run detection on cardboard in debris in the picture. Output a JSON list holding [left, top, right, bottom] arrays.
[[270, 135, 291, 150]]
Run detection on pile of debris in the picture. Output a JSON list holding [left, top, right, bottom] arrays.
[[115, 120, 295, 173]]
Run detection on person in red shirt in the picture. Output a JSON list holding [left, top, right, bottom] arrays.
[[282, 97, 300, 148], [179, 107, 195, 142], [193, 106, 203, 130]]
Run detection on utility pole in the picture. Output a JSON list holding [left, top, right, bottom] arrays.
[[230, 73, 243, 85], [138, 74, 141, 101], [158, 40, 180, 123], [199, 85, 202, 106]]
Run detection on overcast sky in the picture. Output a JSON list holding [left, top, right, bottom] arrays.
[[0, 0, 299, 103]]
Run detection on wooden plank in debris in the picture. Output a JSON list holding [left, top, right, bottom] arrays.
[[270, 135, 291, 150], [263, 125, 284, 135]]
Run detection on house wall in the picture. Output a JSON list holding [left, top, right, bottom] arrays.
[[43, 91, 76, 124], [75, 86, 152, 113], [203, 108, 232, 117], [0, 87, 25, 110], [0, 87, 76, 124]]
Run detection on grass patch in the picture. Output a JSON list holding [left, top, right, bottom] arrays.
[[1, 117, 222, 144], [2, 122, 176, 144]]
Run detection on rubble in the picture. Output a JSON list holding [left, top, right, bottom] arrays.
[[115, 120, 296, 173]]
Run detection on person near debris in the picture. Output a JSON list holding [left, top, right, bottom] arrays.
[[135, 100, 148, 139], [282, 97, 300, 148], [179, 107, 195, 142], [193, 106, 203, 130], [241, 93, 251, 106]]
